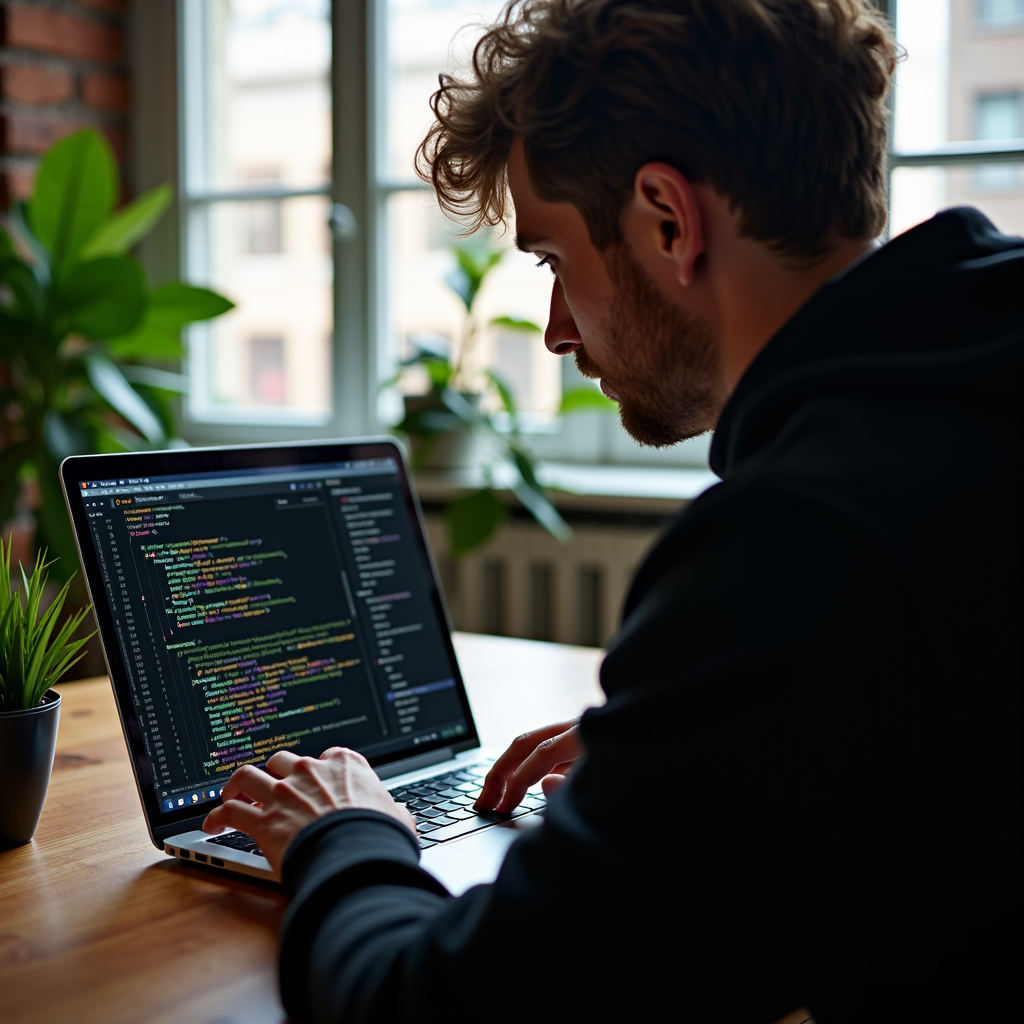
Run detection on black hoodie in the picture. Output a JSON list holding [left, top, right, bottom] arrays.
[[277, 208, 1023, 1023]]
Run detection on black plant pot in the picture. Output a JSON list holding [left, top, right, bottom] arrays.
[[0, 689, 61, 849]]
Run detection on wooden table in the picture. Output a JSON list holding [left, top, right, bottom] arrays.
[[0, 634, 605, 1024]]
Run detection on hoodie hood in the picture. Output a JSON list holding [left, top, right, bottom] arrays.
[[710, 207, 1024, 478]]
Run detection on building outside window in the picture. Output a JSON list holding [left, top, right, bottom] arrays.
[[172, 0, 1024, 456]]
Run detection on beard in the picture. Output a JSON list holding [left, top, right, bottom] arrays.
[[575, 244, 726, 447]]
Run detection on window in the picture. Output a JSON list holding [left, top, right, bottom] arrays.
[[179, 0, 333, 428], [977, 0, 1024, 27], [889, 0, 1024, 238], [171, 1, 1024, 459]]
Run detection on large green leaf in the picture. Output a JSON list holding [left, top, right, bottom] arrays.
[[0, 225, 14, 258], [103, 322, 185, 361], [559, 385, 618, 415], [80, 184, 172, 259], [62, 257, 146, 339], [445, 489, 507, 557], [85, 354, 166, 445], [29, 129, 117, 264], [146, 281, 235, 327], [103, 282, 233, 359]]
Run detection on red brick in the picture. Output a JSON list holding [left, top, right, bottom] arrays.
[[78, 0, 128, 12], [1, 166, 36, 209], [0, 112, 87, 155], [6, 6, 123, 64], [82, 71, 129, 112], [1, 63, 73, 105]]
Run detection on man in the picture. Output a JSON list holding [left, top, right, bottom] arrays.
[[204, 1, 1023, 1020]]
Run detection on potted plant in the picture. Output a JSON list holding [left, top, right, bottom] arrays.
[[0, 539, 93, 848], [391, 242, 616, 556], [0, 128, 234, 589]]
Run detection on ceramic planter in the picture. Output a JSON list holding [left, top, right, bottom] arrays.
[[403, 393, 488, 471], [0, 689, 61, 849]]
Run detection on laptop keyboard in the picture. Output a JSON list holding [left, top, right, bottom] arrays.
[[202, 760, 546, 858], [389, 760, 546, 849]]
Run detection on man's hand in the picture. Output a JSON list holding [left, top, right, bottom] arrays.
[[201, 747, 416, 877], [475, 719, 583, 813]]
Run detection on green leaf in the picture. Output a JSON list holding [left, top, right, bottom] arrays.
[[446, 244, 504, 312], [146, 281, 235, 328], [104, 323, 186, 361], [10, 200, 53, 276], [29, 128, 117, 264], [559, 386, 618, 415], [120, 365, 189, 392], [508, 448, 572, 543], [61, 257, 146, 339], [485, 370, 518, 419], [490, 315, 542, 333], [445, 489, 507, 557], [80, 183, 173, 259], [43, 409, 91, 462], [423, 357, 454, 391], [85, 354, 166, 445], [0, 225, 14, 258]]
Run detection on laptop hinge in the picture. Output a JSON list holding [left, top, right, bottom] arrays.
[[376, 747, 454, 780]]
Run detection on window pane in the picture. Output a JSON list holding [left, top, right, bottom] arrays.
[[384, 0, 506, 182], [889, 163, 1024, 236], [385, 191, 558, 417], [188, 195, 333, 423], [188, 0, 331, 192], [893, 0, 1024, 152]]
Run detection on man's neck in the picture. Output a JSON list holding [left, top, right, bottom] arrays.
[[713, 235, 877, 391]]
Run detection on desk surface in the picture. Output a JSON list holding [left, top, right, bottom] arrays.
[[0, 633, 604, 1024]]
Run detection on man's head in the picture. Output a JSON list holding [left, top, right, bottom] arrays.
[[418, 0, 897, 444]]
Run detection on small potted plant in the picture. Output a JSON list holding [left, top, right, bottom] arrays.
[[0, 539, 94, 848], [390, 241, 616, 556]]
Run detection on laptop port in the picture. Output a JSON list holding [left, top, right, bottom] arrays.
[[211, 857, 225, 867], [179, 849, 190, 859], [165, 846, 175, 855], [194, 852, 208, 862]]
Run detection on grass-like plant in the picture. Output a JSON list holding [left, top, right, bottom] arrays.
[[0, 537, 94, 712]]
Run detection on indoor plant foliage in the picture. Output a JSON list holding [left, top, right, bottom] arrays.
[[393, 242, 615, 556], [0, 538, 93, 712], [0, 538, 93, 848], [0, 128, 234, 582]]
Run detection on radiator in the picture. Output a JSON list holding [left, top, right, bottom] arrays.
[[421, 512, 668, 648]]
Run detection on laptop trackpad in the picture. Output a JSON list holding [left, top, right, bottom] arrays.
[[420, 815, 542, 896]]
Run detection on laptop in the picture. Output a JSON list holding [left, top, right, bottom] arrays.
[[60, 438, 545, 895]]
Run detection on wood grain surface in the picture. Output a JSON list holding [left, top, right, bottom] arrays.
[[0, 633, 604, 1024]]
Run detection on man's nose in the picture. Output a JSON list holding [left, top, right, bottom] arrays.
[[544, 278, 582, 356]]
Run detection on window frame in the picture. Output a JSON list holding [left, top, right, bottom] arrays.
[[142, 0, 1023, 458]]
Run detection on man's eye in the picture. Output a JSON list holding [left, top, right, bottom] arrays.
[[535, 256, 555, 274]]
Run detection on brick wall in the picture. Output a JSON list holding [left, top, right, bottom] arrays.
[[0, 0, 130, 209]]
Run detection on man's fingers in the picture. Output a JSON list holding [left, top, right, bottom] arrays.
[[220, 763, 277, 805], [265, 750, 302, 777], [493, 727, 584, 812], [202, 796, 263, 835], [540, 773, 568, 797], [476, 720, 578, 809]]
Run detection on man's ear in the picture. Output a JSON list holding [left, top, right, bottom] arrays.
[[631, 163, 705, 287]]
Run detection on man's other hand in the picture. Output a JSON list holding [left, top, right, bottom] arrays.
[[201, 747, 417, 877], [475, 719, 583, 813]]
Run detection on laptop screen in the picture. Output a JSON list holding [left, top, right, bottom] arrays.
[[64, 442, 475, 825]]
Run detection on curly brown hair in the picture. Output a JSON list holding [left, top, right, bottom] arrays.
[[416, 0, 897, 261]]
